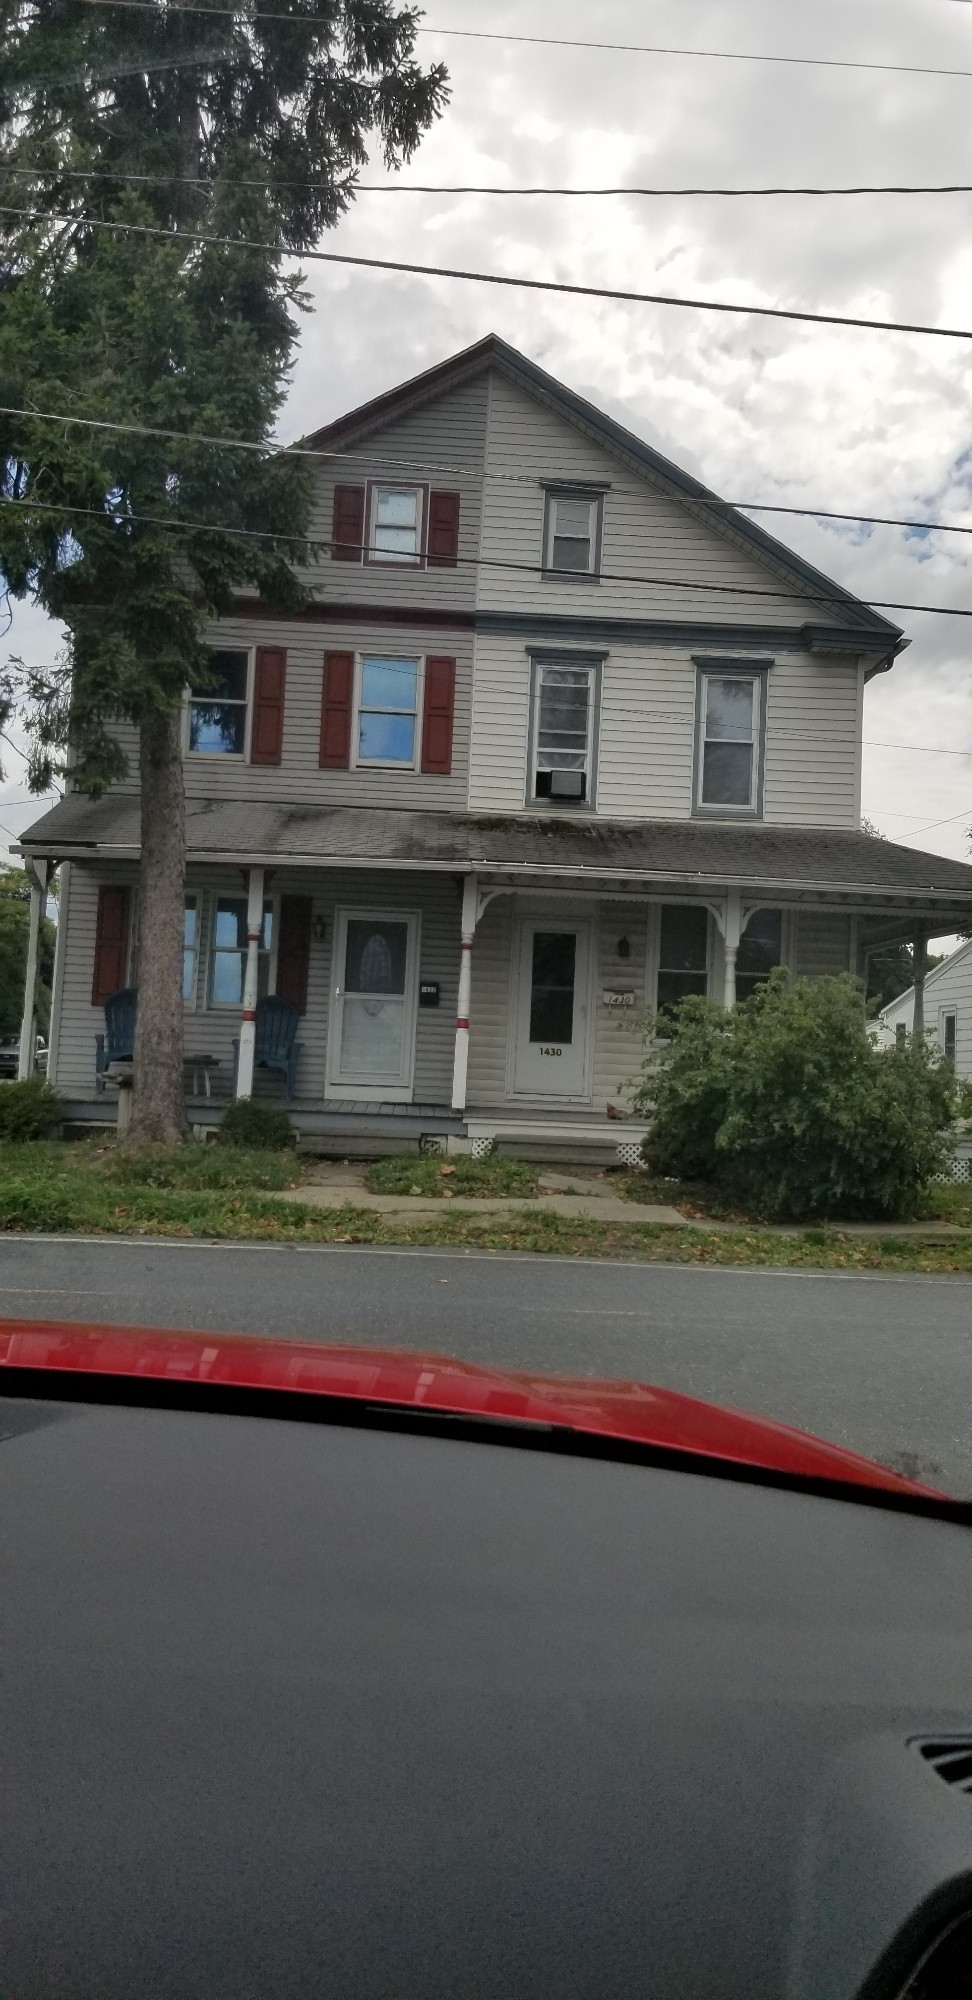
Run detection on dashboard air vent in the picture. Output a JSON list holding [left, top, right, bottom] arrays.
[[913, 1738, 972, 1796]]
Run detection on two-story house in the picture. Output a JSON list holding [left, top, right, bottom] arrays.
[[19, 334, 972, 1158]]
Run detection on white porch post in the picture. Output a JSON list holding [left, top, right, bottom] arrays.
[[18, 859, 48, 1080], [913, 933, 928, 1041], [451, 874, 478, 1112], [234, 865, 265, 1099], [722, 888, 742, 1009]]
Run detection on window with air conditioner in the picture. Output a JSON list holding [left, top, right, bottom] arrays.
[[529, 657, 599, 806]]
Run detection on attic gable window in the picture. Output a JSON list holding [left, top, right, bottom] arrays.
[[542, 488, 603, 579], [368, 484, 424, 565]]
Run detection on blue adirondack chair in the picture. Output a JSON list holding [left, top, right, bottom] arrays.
[[95, 987, 138, 1089], [232, 995, 302, 1100]]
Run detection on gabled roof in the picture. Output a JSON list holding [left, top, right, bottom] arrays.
[[879, 934, 972, 1020], [303, 332, 904, 652]]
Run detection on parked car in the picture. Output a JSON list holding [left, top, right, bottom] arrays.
[[2, 1321, 971, 2000], [0, 1034, 47, 1078]]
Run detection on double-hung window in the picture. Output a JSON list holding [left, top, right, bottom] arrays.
[[531, 657, 598, 804], [187, 649, 250, 756], [694, 664, 767, 815], [542, 489, 602, 578], [656, 906, 710, 1012], [736, 909, 784, 1000], [209, 897, 274, 1007], [941, 1009, 957, 1063], [356, 656, 420, 766], [368, 484, 423, 565]]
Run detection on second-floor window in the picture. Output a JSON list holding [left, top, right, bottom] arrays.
[[187, 650, 250, 755], [356, 656, 420, 766], [531, 660, 597, 804], [695, 665, 767, 816], [369, 484, 423, 565], [542, 489, 603, 578]]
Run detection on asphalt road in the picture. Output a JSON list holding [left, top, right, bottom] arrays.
[[3, 1235, 972, 1493]]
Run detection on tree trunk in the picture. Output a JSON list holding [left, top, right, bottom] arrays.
[[129, 709, 186, 1145]]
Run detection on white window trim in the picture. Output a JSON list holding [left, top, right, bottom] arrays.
[[183, 647, 254, 762], [528, 655, 600, 808], [365, 480, 428, 568], [693, 665, 768, 819], [205, 890, 279, 1011], [351, 652, 425, 773], [324, 907, 421, 1102], [541, 488, 603, 579]]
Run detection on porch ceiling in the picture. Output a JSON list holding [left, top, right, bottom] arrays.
[[19, 793, 972, 919]]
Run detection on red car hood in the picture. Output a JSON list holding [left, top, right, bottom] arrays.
[[0, 1318, 940, 1497]]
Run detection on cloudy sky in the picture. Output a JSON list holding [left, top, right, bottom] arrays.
[[6, 0, 972, 892]]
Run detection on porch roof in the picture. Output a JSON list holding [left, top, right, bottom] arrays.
[[19, 793, 972, 917]]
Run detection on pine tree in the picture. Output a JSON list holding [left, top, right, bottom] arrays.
[[0, 0, 447, 1140]]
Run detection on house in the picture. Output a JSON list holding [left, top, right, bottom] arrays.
[[875, 937, 972, 1073], [18, 333, 972, 1160]]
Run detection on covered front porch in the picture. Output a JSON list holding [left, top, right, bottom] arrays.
[[21, 797, 972, 1161]]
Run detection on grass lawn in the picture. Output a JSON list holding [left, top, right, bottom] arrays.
[[0, 1140, 971, 1274], [365, 1155, 541, 1198]]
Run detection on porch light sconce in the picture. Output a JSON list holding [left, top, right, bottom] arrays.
[[312, 915, 327, 943], [617, 935, 631, 960]]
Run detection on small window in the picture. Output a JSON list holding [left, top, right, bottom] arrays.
[[188, 650, 250, 755], [736, 909, 784, 1000], [369, 485, 423, 565], [183, 896, 199, 1006], [657, 906, 709, 1012], [942, 1010, 957, 1063], [895, 1021, 908, 1049], [356, 656, 419, 766], [532, 661, 596, 803], [542, 490, 602, 578], [209, 897, 274, 1007], [696, 670, 763, 814]]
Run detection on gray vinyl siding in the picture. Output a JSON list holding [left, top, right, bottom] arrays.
[[304, 371, 488, 610], [469, 634, 861, 826], [878, 940, 972, 1078], [52, 863, 461, 1103], [477, 371, 829, 625], [794, 909, 854, 979]]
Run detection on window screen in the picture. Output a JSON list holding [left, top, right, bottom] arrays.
[[371, 486, 422, 563], [533, 663, 593, 800], [698, 674, 759, 810]]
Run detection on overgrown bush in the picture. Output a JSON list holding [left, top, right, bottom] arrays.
[[217, 1099, 293, 1150], [0, 1075, 65, 1141], [635, 972, 967, 1221]]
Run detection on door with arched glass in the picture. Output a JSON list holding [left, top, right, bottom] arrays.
[[326, 910, 421, 1100]]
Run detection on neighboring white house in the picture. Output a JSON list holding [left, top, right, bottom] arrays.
[[875, 938, 972, 1075], [19, 333, 972, 1159]]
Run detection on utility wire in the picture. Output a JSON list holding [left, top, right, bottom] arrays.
[[77, 3, 972, 85], [4, 202, 972, 346], [2, 490, 966, 623], [7, 401, 972, 546], [9, 163, 972, 198]]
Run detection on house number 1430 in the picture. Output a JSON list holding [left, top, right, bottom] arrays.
[[539, 1046, 563, 1056]]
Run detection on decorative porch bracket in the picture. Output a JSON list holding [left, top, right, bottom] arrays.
[[234, 865, 265, 1099], [18, 858, 49, 1080]]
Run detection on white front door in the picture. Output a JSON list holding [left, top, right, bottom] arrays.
[[512, 919, 592, 1099], [326, 910, 420, 1100]]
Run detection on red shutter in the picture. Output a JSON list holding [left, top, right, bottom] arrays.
[[332, 483, 365, 562], [426, 489, 460, 567], [92, 885, 131, 1004], [319, 651, 355, 768], [421, 656, 456, 775], [250, 645, 287, 764], [276, 895, 312, 1015]]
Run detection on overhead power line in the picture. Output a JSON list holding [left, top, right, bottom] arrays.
[[9, 163, 972, 198], [4, 203, 972, 346], [7, 403, 972, 548], [3, 489, 971, 624], [77, 3, 972, 85]]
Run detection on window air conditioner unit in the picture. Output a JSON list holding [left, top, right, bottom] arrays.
[[548, 770, 585, 800]]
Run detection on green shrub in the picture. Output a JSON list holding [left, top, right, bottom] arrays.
[[0, 1076, 65, 1141], [635, 972, 966, 1221], [217, 1099, 293, 1150]]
